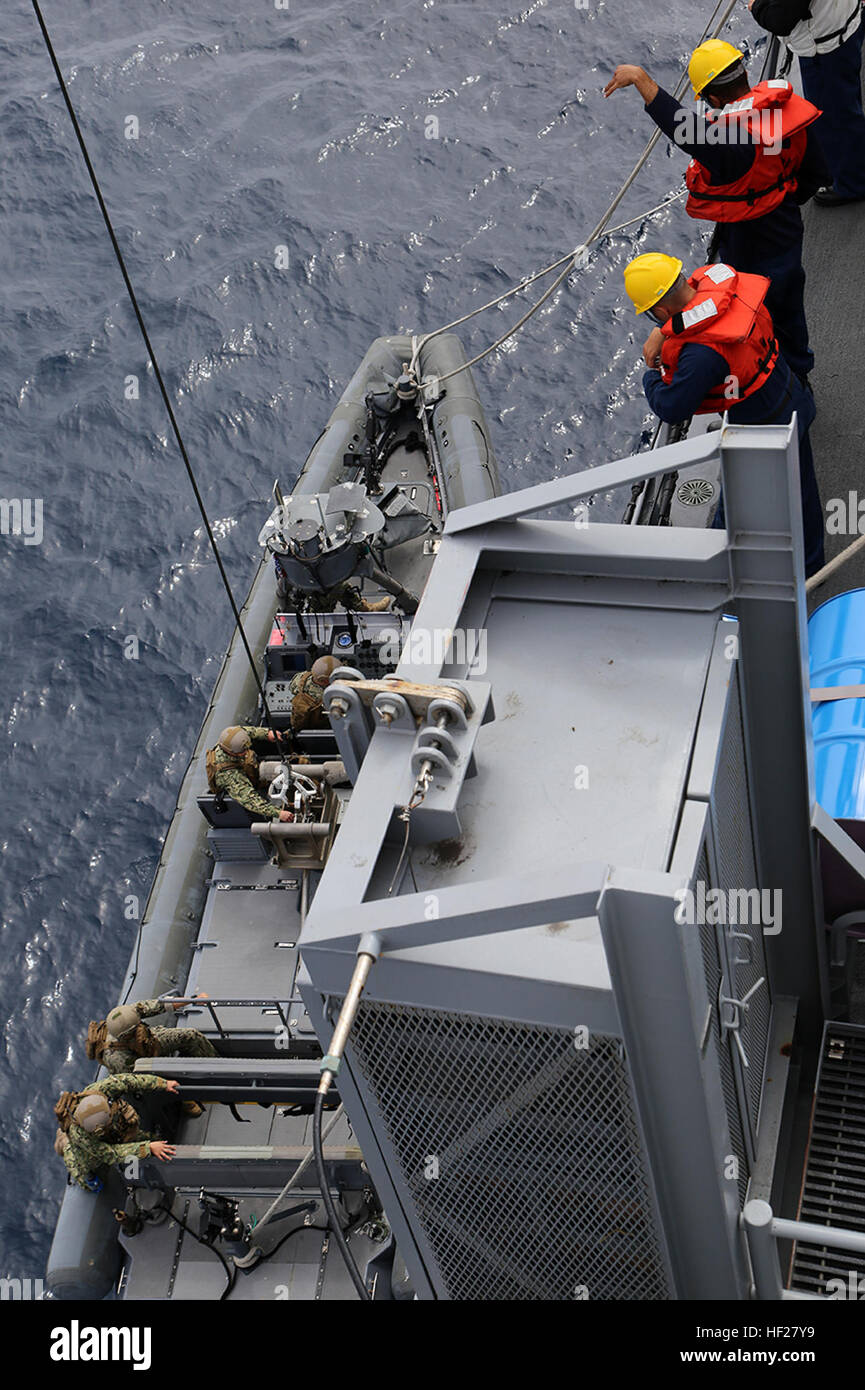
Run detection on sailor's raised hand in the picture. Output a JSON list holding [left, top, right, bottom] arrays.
[[603, 66, 659, 105], [643, 327, 665, 369], [604, 65, 644, 96]]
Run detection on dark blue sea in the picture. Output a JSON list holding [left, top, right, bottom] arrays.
[[0, 0, 763, 1279]]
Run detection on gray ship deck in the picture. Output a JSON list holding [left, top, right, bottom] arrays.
[[804, 51, 865, 609], [758, 47, 865, 1282]]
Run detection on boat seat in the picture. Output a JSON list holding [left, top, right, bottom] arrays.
[[198, 796, 273, 861], [133, 1056, 331, 1106], [197, 794, 256, 829], [121, 1142, 361, 1191], [293, 729, 341, 757]]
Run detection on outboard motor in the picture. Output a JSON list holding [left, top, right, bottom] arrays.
[[259, 480, 423, 614], [258, 481, 385, 596]]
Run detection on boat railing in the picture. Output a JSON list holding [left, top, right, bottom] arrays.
[[743, 1199, 865, 1300], [165, 996, 295, 1040]]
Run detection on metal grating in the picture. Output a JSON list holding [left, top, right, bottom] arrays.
[[791, 1024, 865, 1296], [347, 1000, 670, 1300], [697, 841, 750, 1208], [712, 669, 771, 1129], [207, 829, 269, 863]]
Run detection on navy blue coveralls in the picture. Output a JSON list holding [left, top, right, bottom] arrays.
[[800, 24, 865, 198], [645, 88, 828, 380], [752, 0, 865, 199], [643, 347, 824, 576]]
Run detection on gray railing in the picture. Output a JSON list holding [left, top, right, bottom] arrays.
[[162, 995, 293, 1040], [743, 1199, 865, 1300]]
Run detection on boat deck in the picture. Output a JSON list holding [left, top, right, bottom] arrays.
[[116, 1107, 376, 1301]]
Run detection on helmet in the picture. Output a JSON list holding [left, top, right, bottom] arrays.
[[311, 655, 340, 686], [74, 1094, 111, 1134], [623, 253, 684, 315], [106, 1005, 140, 1042], [688, 39, 745, 98], [218, 726, 251, 756]]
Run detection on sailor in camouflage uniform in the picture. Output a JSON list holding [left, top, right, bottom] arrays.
[[288, 655, 341, 732], [99, 1000, 218, 1098], [275, 571, 393, 615], [58, 1073, 179, 1190], [206, 725, 294, 822]]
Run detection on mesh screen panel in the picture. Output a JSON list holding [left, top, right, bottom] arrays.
[[711, 670, 772, 1131], [347, 1000, 671, 1300], [697, 842, 750, 1208]]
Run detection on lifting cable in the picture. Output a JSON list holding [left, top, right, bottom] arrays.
[[30, 0, 274, 725], [411, 0, 740, 386]]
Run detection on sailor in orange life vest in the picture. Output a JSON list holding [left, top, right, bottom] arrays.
[[626, 253, 824, 578], [604, 41, 830, 385]]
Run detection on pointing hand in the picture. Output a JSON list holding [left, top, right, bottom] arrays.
[[604, 65, 645, 96], [603, 65, 659, 105]]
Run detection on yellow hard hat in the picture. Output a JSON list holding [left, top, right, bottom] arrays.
[[623, 253, 684, 315], [688, 39, 744, 98]]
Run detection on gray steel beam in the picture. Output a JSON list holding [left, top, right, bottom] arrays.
[[135, 1058, 323, 1083], [129, 1145, 363, 1192], [599, 870, 751, 1298], [444, 429, 722, 531], [719, 425, 828, 1039], [302, 860, 606, 958]]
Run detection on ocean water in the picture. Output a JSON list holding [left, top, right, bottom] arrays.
[[0, 0, 763, 1277]]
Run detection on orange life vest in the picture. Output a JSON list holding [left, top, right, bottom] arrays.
[[660, 264, 779, 415], [685, 80, 820, 223]]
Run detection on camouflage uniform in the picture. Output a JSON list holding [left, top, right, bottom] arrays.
[[61, 1073, 171, 1190], [102, 999, 217, 1075], [288, 672, 330, 731], [209, 724, 282, 820], [277, 574, 390, 615]]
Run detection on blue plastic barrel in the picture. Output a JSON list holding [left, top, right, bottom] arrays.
[[809, 590, 865, 820]]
